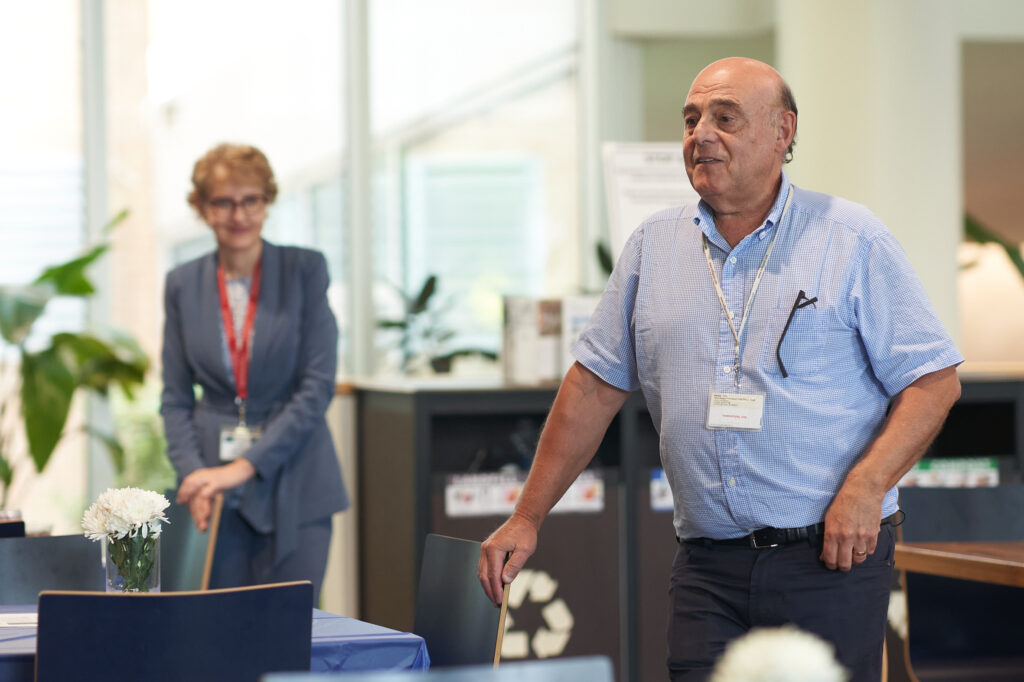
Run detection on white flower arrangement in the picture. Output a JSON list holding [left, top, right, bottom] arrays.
[[83, 487, 169, 541], [82, 487, 169, 592], [710, 625, 849, 682]]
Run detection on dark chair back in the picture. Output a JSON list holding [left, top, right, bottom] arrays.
[[900, 485, 1024, 543], [0, 520, 25, 538], [161, 494, 222, 591], [413, 533, 505, 667], [260, 655, 614, 682], [36, 581, 313, 682], [0, 534, 101, 604], [898, 485, 1024, 673]]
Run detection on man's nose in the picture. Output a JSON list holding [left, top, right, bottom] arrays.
[[692, 117, 715, 144]]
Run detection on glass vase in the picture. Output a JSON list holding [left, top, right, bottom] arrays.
[[104, 533, 160, 593]]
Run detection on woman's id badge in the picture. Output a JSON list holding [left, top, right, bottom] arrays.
[[706, 392, 765, 431], [219, 424, 261, 461]]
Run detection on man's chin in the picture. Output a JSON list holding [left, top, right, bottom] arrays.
[[690, 178, 720, 201]]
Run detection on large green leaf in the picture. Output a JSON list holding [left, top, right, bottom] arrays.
[[51, 332, 148, 399], [0, 284, 52, 345], [964, 214, 1024, 282], [21, 348, 76, 472], [33, 244, 109, 297], [30, 209, 127, 297]]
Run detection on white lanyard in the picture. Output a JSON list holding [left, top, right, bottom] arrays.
[[702, 188, 793, 386]]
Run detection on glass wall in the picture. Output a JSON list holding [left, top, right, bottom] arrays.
[[0, 3, 86, 347], [370, 0, 579, 374], [0, 2, 86, 530], [110, 0, 349, 371], [2, 0, 583, 527]]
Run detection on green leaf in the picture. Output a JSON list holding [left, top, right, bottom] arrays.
[[409, 275, 437, 315], [596, 242, 615, 277], [0, 284, 52, 345], [101, 207, 130, 236], [0, 453, 13, 491], [21, 348, 76, 472], [964, 214, 1024, 283], [29, 210, 127, 297], [51, 332, 148, 398], [376, 320, 408, 330], [33, 244, 109, 297]]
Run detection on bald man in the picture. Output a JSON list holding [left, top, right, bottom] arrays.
[[479, 58, 962, 681]]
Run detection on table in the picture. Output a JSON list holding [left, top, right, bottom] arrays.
[[894, 541, 1024, 587], [0, 606, 429, 681]]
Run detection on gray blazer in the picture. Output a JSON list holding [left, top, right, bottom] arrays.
[[160, 241, 349, 564]]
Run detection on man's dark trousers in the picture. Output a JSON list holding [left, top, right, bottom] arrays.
[[667, 525, 895, 681]]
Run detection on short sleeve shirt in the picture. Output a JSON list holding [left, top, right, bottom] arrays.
[[573, 173, 964, 539]]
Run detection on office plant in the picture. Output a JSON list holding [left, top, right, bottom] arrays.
[[0, 209, 148, 509]]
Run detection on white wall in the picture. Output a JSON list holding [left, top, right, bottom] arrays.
[[321, 390, 360, 615]]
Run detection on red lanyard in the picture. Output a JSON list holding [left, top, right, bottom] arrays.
[[216, 260, 262, 402]]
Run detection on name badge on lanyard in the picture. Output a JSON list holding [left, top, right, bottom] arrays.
[[706, 392, 765, 431], [703, 188, 792, 432], [219, 423, 263, 461], [216, 258, 262, 461]]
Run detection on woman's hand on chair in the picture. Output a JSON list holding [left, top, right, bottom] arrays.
[[178, 460, 258, 530]]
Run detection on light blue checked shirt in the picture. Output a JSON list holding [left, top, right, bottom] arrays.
[[574, 172, 963, 540]]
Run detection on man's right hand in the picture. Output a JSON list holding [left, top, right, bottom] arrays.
[[476, 363, 629, 607], [478, 513, 538, 607]]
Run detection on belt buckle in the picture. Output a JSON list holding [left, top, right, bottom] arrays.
[[749, 529, 779, 549]]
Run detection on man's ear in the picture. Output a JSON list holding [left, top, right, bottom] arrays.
[[776, 110, 797, 152]]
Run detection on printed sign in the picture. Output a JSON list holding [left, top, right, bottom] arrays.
[[444, 470, 604, 518]]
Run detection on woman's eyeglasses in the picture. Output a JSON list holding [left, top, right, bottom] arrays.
[[206, 194, 266, 218]]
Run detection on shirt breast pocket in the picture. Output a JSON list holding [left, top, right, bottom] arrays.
[[759, 306, 864, 379]]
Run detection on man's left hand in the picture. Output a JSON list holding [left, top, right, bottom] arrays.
[[820, 481, 883, 571]]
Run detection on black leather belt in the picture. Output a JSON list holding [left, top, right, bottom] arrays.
[[682, 512, 903, 549]]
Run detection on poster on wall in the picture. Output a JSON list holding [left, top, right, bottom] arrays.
[[602, 142, 699, 263]]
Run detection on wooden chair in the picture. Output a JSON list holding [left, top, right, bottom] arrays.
[[161, 492, 224, 591], [260, 655, 615, 682], [36, 580, 312, 682], [896, 485, 1024, 681], [0, 534, 102, 604], [412, 533, 509, 668]]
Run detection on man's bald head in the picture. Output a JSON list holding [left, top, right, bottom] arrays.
[[690, 58, 798, 163]]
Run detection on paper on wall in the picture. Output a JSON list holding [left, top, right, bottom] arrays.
[[603, 142, 699, 263]]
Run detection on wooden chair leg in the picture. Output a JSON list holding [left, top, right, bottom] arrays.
[[200, 494, 224, 591]]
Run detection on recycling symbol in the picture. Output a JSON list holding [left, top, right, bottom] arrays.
[[501, 569, 574, 659]]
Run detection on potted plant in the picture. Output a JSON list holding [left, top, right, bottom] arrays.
[[0, 210, 149, 510], [377, 274, 497, 375]]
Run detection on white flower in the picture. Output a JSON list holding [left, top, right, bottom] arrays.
[[82, 487, 170, 541], [887, 589, 908, 640], [710, 625, 849, 682]]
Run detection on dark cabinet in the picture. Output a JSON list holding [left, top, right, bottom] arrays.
[[356, 376, 1024, 682], [925, 378, 1024, 482], [356, 381, 664, 681]]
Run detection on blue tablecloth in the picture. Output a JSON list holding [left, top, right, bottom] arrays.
[[0, 605, 428, 680], [311, 609, 429, 671]]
